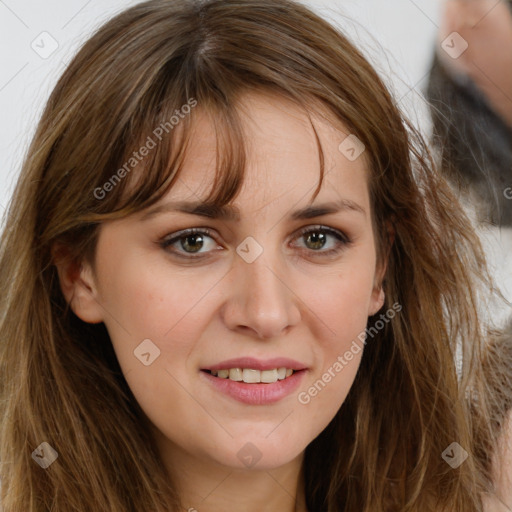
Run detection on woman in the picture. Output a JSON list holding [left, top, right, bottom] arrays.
[[0, 0, 507, 510]]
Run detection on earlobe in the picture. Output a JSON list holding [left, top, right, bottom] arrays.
[[51, 244, 104, 324]]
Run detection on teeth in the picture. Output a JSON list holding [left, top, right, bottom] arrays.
[[261, 369, 278, 383], [209, 367, 295, 383], [243, 369, 261, 383], [229, 368, 243, 381]]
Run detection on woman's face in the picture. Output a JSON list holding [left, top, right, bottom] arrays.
[[63, 91, 385, 472]]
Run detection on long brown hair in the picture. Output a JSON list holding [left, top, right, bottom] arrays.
[[0, 0, 505, 510]]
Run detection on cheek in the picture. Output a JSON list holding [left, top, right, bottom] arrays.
[[294, 253, 375, 428], [96, 258, 220, 440], [97, 253, 223, 375], [302, 252, 376, 346]]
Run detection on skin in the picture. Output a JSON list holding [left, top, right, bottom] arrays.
[[497, 412, 512, 509], [55, 91, 387, 512], [438, 0, 512, 127], [483, 410, 512, 511]]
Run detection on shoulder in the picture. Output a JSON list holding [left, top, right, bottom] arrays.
[[483, 410, 512, 511]]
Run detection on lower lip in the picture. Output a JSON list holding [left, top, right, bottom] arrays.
[[200, 370, 306, 405]]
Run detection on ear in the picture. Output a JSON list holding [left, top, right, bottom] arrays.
[[368, 221, 395, 317], [51, 243, 104, 324], [368, 281, 385, 317]]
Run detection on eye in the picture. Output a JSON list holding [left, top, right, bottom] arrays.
[[292, 225, 351, 257], [158, 225, 351, 260], [159, 228, 220, 259]]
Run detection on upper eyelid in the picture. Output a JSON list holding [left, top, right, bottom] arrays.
[[296, 224, 347, 238], [162, 224, 344, 241]]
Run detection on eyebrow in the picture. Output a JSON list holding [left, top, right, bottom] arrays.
[[139, 198, 366, 222]]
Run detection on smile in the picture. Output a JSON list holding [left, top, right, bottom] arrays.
[[200, 368, 306, 405], [205, 367, 295, 383]]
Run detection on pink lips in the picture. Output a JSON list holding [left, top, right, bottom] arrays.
[[200, 369, 306, 405], [200, 357, 308, 405], [202, 357, 308, 372]]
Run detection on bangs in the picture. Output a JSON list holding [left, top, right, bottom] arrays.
[[86, 93, 247, 221], [83, 83, 328, 224]]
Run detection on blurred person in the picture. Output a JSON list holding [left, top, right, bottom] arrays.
[[426, 0, 512, 226]]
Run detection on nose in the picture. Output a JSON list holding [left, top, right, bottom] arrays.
[[221, 251, 301, 339]]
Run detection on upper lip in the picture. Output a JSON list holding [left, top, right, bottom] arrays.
[[202, 357, 308, 372]]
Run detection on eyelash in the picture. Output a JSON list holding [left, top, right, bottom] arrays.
[[158, 225, 351, 260]]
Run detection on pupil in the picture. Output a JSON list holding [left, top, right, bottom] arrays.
[[183, 234, 203, 252], [306, 232, 325, 250]]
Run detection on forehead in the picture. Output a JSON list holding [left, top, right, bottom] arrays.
[[162, 90, 371, 213]]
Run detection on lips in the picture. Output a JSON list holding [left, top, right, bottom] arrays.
[[200, 367, 307, 405], [201, 357, 308, 372], [199, 356, 309, 404]]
